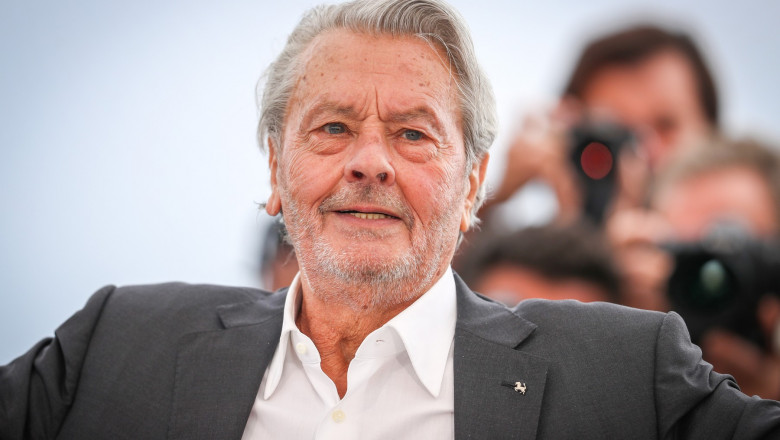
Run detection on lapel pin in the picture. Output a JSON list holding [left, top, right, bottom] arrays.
[[501, 380, 527, 395]]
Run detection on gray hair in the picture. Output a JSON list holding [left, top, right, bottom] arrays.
[[256, 0, 497, 227]]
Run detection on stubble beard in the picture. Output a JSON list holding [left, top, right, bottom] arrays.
[[282, 182, 461, 311]]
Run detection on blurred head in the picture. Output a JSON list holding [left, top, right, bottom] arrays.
[[462, 222, 622, 305], [563, 25, 718, 170], [651, 139, 780, 397], [259, 219, 298, 291], [651, 138, 780, 239]]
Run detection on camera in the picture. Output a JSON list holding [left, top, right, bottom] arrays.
[[568, 119, 637, 224], [665, 226, 780, 349]]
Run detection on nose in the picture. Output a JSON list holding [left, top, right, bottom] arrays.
[[344, 131, 395, 185]]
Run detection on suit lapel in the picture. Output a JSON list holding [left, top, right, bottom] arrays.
[[168, 290, 286, 440], [453, 275, 549, 440], [166, 277, 550, 439]]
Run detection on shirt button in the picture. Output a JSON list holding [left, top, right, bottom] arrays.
[[295, 342, 307, 355], [332, 409, 346, 423]]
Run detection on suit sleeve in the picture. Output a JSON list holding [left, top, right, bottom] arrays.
[[654, 311, 780, 439], [0, 285, 116, 440]]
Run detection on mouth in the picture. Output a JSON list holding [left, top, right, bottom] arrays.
[[337, 210, 401, 220]]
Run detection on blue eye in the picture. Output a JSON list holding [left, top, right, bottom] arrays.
[[403, 130, 423, 141], [324, 123, 346, 134]]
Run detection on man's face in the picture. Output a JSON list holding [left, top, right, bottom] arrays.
[[266, 29, 484, 305], [652, 165, 778, 240], [581, 49, 711, 170]]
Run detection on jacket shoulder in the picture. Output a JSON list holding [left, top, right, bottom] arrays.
[[510, 299, 670, 385], [98, 282, 279, 333], [514, 298, 667, 337], [109, 282, 272, 309]]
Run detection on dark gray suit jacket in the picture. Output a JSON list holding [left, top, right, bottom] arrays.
[[2, 274, 779, 439]]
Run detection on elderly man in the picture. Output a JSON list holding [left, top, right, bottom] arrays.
[[2, 0, 779, 439]]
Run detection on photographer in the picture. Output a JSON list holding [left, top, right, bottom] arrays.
[[478, 24, 718, 227], [455, 23, 719, 286], [612, 137, 780, 399]]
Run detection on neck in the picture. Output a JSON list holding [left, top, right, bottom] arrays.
[[294, 269, 442, 397]]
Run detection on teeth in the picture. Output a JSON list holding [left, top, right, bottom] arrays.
[[349, 212, 390, 220]]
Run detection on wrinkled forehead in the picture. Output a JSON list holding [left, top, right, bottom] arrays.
[[300, 27, 453, 74], [283, 28, 462, 131]]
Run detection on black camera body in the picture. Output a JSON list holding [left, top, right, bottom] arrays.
[[568, 119, 636, 224], [665, 228, 780, 349]]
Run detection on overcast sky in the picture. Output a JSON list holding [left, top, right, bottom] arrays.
[[1, 0, 778, 363]]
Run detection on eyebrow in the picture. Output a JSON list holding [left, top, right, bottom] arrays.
[[386, 107, 446, 138], [299, 101, 360, 132], [299, 99, 448, 138]]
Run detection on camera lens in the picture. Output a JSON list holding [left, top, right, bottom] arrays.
[[699, 259, 730, 300], [579, 142, 613, 180], [671, 256, 736, 312], [568, 119, 635, 224]]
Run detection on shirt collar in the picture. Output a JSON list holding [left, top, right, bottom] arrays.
[[262, 272, 302, 399], [381, 266, 456, 397], [262, 268, 457, 399]]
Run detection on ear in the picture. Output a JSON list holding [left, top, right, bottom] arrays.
[[265, 138, 282, 216], [460, 153, 489, 232]]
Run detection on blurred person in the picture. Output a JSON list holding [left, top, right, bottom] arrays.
[[613, 137, 780, 310], [2, 2, 780, 439], [610, 137, 780, 399], [564, 25, 717, 170], [455, 21, 720, 298], [482, 23, 719, 227], [652, 138, 780, 239], [459, 222, 621, 305], [258, 218, 298, 292]]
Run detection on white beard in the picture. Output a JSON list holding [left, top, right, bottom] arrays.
[[281, 180, 462, 311]]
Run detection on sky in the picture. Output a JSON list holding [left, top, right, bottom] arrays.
[[1, 0, 778, 363]]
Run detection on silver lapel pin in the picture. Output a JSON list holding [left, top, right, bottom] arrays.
[[501, 380, 527, 395]]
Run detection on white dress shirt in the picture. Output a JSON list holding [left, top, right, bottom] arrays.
[[242, 268, 457, 440]]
